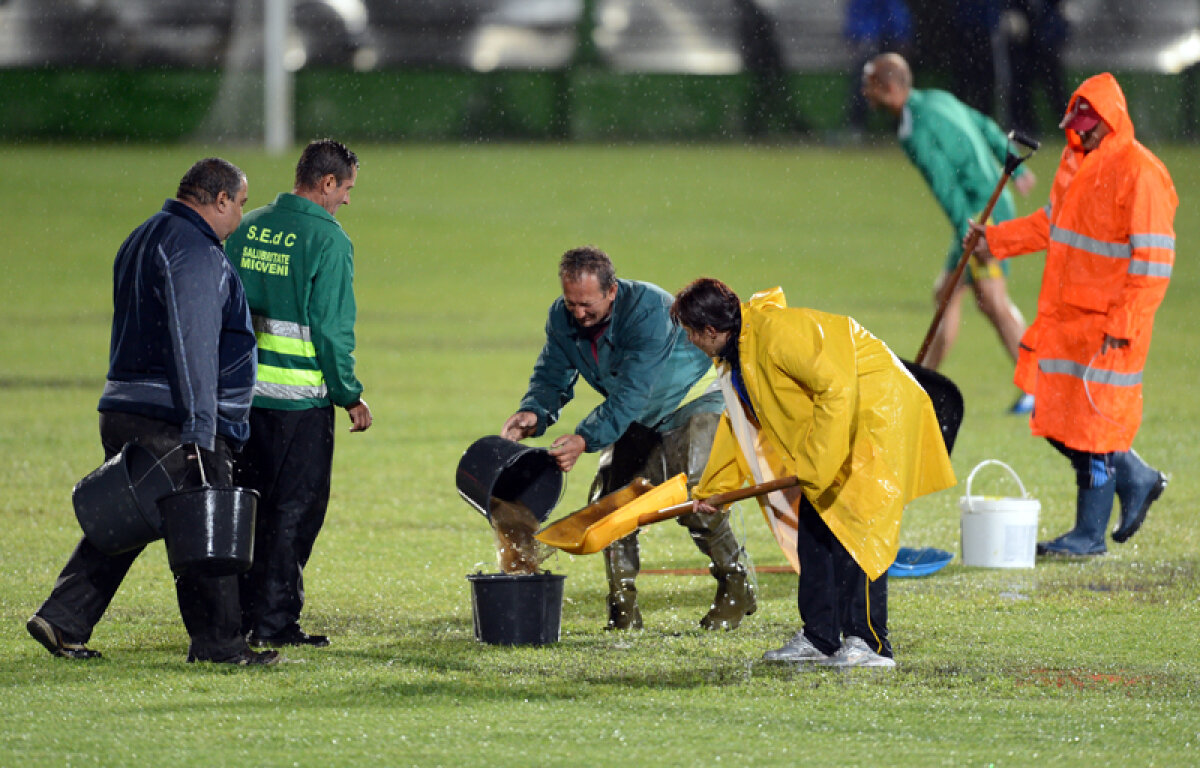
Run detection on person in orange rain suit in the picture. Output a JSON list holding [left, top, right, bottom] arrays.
[[674, 280, 955, 667], [966, 72, 1175, 556]]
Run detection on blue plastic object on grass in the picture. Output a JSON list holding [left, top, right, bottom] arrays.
[[888, 546, 953, 578]]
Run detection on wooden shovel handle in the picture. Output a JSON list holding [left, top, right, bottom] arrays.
[[636, 476, 801, 526], [915, 132, 1037, 368], [914, 170, 1013, 368]]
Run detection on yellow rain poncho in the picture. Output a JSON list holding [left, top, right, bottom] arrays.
[[695, 288, 955, 580]]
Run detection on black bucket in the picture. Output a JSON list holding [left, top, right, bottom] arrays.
[[455, 436, 563, 523], [72, 442, 176, 555], [467, 572, 566, 646], [903, 359, 965, 455], [159, 486, 258, 577]]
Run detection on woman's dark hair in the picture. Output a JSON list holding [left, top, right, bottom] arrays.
[[671, 277, 742, 333]]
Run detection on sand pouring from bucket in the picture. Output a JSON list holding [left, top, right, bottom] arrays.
[[455, 436, 564, 523], [488, 497, 553, 574]]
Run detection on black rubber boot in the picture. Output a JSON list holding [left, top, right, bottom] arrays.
[[603, 532, 642, 630], [1111, 450, 1168, 543], [1037, 476, 1116, 556], [692, 518, 756, 631]]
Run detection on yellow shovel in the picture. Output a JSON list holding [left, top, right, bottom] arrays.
[[535, 474, 801, 555]]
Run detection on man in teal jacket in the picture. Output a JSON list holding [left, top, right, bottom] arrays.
[[864, 52, 1036, 413], [226, 139, 372, 648], [502, 247, 754, 631]]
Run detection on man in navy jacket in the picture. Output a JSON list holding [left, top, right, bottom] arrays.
[[27, 158, 277, 665]]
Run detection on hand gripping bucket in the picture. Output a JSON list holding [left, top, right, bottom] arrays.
[[158, 455, 257, 577], [72, 442, 176, 555], [960, 460, 1041, 568], [467, 572, 566, 645], [456, 436, 564, 523]]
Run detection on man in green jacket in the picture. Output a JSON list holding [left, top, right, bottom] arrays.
[[864, 52, 1037, 414], [226, 139, 372, 648], [501, 246, 755, 631]]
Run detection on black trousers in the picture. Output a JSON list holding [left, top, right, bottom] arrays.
[[36, 411, 247, 660], [235, 406, 334, 637], [795, 495, 891, 658], [1048, 438, 1113, 490]]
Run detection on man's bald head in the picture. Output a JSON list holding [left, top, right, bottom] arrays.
[[864, 53, 912, 90], [862, 52, 912, 115]]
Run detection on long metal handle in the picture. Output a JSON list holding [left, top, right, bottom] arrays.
[[636, 476, 801, 526]]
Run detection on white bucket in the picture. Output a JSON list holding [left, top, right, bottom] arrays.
[[959, 460, 1040, 568]]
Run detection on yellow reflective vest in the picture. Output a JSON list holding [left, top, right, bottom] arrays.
[[696, 288, 956, 580]]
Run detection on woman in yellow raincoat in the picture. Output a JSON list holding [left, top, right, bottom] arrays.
[[673, 279, 954, 667]]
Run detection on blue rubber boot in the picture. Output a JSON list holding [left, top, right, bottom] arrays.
[[1111, 450, 1168, 544], [1037, 476, 1116, 556], [1008, 393, 1035, 415]]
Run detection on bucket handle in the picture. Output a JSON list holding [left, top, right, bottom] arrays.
[[965, 459, 1030, 513], [185, 443, 210, 489], [130, 443, 183, 492]]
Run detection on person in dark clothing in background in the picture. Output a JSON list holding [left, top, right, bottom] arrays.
[[1003, 0, 1069, 136], [27, 158, 278, 666], [843, 0, 914, 132], [732, 0, 810, 138], [950, 0, 1002, 116]]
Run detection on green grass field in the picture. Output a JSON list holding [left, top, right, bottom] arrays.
[[2, 142, 1198, 766]]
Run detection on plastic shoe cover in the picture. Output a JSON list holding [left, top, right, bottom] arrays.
[[1008, 393, 1035, 415], [820, 636, 896, 668], [762, 631, 829, 663]]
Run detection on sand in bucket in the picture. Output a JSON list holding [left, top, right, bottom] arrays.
[[489, 497, 553, 574]]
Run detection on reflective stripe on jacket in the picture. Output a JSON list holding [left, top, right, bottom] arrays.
[[227, 193, 363, 410], [986, 73, 1177, 452], [252, 315, 328, 402]]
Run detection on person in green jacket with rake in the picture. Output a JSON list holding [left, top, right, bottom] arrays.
[[863, 52, 1037, 414]]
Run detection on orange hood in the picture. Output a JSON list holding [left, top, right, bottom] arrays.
[[1064, 72, 1133, 153]]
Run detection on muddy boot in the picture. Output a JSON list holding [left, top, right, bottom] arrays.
[[603, 532, 642, 630], [694, 519, 756, 631]]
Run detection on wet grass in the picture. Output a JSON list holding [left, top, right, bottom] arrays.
[[2, 142, 1199, 766]]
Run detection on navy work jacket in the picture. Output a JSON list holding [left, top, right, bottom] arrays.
[[98, 199, 256, 450]]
